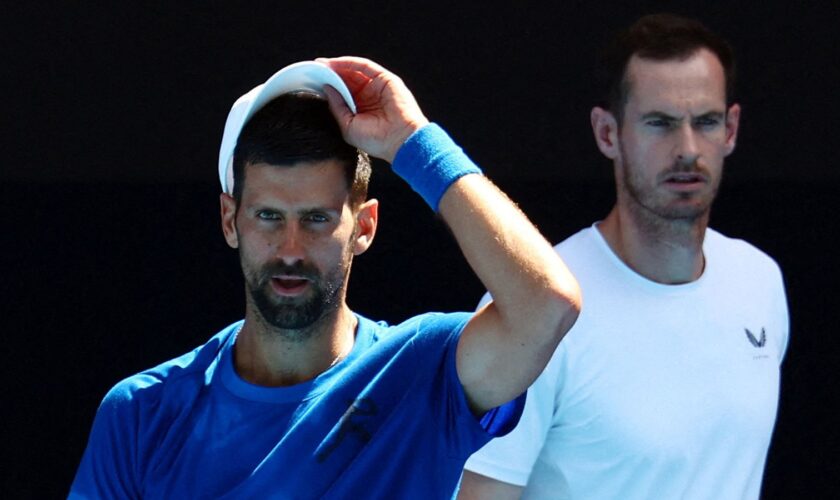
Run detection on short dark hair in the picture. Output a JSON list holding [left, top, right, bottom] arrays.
[[597, 13, 736, 123], [232, 92, 371, 207]]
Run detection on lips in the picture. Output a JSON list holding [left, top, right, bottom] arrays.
[[664, 172, 706, 183], [270, 276, 311, 295], [661, 171, 708, 192]]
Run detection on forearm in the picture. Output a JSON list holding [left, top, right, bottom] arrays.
[[321, 56, 581, 411], [445, 176, 579, 411], [392, 124, 579, 343], [439, 175, 580, 347], [393, 124, 580, 411]]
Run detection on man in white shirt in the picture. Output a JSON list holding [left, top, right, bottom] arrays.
[[460, 13, 788, 500]]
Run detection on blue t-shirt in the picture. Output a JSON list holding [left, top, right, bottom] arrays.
[[70, 312, 525, 499]]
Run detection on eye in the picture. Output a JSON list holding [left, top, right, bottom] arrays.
[[256, 210, 281, 221], [304, 212, 329, 224], [695, 116, 722, 128], [645, 118, 673, 129]]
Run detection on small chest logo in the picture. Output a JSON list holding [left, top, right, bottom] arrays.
[[745, 327, 766, 348], [315, 397, 378, 463]]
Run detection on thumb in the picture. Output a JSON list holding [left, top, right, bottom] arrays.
[[323, 84, 354, 133]]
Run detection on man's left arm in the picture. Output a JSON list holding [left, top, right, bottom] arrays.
[[321, 56, 581, 415]]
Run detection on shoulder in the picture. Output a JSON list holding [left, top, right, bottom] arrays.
[[705, 228, 789, 358], [347, 312, 472, 376], [364, 312, 472, 343], [552, 226, 598, 254], [551, 226, 608, 268], [705, 228, 784, 280], [549, 226, 613, 282], [101, 324, 236, 414]]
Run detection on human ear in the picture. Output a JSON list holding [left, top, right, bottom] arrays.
[[591, 107, 620, 160], [352, 198, 379, 256], [724, 103, 741, 156], [220, 193, 239, 249]]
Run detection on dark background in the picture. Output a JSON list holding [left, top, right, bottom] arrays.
[[3, 1, 838, 497]]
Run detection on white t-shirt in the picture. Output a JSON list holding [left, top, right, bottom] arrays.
[[465, 225, 788, 500]]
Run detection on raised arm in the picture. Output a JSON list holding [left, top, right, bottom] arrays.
[[320, 56, 580, 414]]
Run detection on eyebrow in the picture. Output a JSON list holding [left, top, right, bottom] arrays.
[[695, 111, 726, 121], [299, 207, 342, 217], [250, 205, 343, 216], [640, 111, 679, 122], [640, 110, 725, 122]]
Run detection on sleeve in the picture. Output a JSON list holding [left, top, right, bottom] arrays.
[[476, 290, 492, 310], [413, 313, 526, 459], [771, 262, 790, 364], [471, 294, 526, 435], [69, 382, 142, 499], [463, 346, 562, 487]]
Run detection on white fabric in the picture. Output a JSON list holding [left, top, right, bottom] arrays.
[[465, 225, 788, 500], [218, 61, 356, 194]]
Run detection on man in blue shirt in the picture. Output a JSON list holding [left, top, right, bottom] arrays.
[[70, 57, 581, 498]]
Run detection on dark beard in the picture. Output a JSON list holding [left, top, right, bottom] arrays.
[[246, 261, 343, 334]]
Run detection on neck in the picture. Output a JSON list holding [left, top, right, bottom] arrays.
[[234, 305, 357, 387], [599, 203, 708, 284]]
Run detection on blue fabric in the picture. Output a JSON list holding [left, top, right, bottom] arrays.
[[69, 313, 525, 499], [391, 123, 483, 211]]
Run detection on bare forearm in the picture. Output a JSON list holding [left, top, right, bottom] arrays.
[[387, 124, 580, 411], [320, 56, 581, 411], [440, 175, 580, 342], [441, 174, 580, 411]]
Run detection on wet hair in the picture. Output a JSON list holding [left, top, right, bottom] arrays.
[[232, 92, 371, 207], [597, 13, 736, 123]]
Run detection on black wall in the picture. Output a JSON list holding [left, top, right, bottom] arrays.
[[4, 2, 838, 497]]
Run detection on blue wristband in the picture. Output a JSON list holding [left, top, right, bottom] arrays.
[[391, 123, 483, 211]]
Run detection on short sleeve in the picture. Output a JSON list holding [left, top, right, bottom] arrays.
[[476, 291, 493, 310], [463, 348, 561, 486], [771, 262, 790, 364], [406, 313, 525, 460], [69, 381, 143, 499]]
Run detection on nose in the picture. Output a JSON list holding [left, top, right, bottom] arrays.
[[675, 123, 700, 166], [275, 223, 305, 265]]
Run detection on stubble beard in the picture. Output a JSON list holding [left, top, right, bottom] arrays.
[[244, 258, 349, 340], [619, 145, 721, 228]]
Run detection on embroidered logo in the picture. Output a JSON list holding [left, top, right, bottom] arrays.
[[745, 327, 766, 348], [316, 397, 378, 463]]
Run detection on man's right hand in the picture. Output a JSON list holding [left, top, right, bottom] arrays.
[[318, 56, 429, 164]]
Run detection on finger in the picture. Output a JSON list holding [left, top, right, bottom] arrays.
[[338, 69, 373, 96], [316, 57, 374, 96], [323, 84, 354, 130], [317, 56, 391, 81]]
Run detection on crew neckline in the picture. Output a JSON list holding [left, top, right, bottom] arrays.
[[219, 315, 374, 403], [589, 222, 711, 295]]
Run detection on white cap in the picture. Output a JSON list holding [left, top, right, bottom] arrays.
[[218, 61, 356, 194]]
